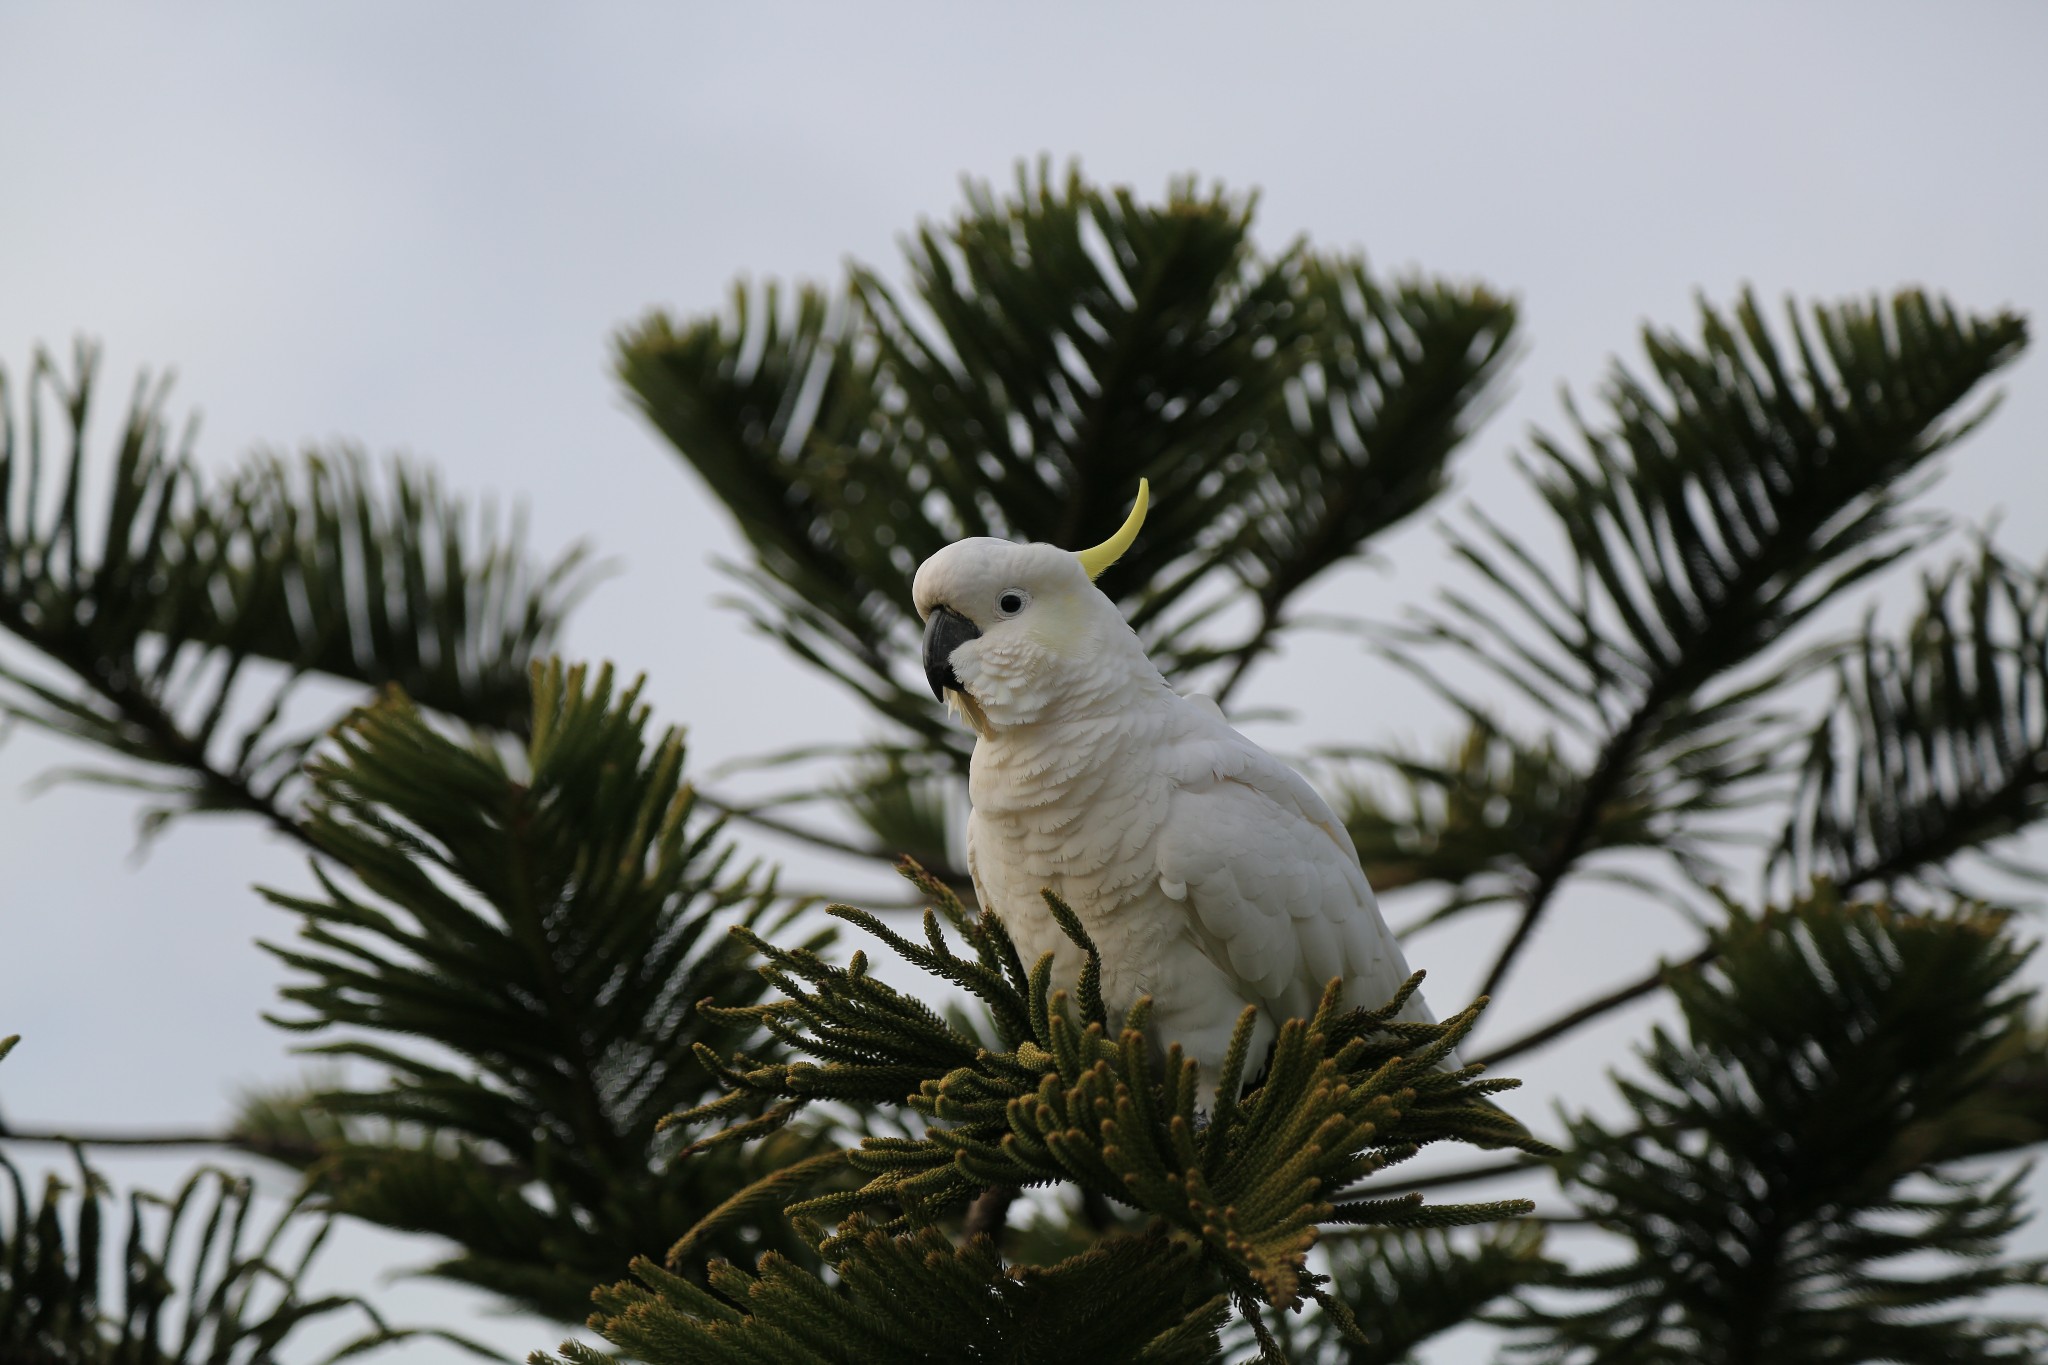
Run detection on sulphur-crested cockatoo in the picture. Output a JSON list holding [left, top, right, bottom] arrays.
[[914, 480, 1443, 1085]]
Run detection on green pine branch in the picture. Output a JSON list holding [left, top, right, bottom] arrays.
[[0, 342, 594, 839], [660, 858, 1544, 1348], [1359, 289, 2025, 1002], [1334, 720, 1667, 924], [617, 164, 1515, 790], [541, 1220, 1232, 1365], [0, 1139, 460, 1365], [253, 660, 838, 1321], [1291, 1224, 1556, 1364], [1778, 541, 2048, 899], [1507, 886, 2048, 1363], [833, 749, 965, 887], [1476, 537, 2048, 1073], [1207, 258, 1519, 705]]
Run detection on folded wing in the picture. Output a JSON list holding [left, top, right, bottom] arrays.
[[1154, 701, 1431, 1032]]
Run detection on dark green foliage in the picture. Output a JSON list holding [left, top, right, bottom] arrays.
[[1780, 542, 2048, 898], [658, 860, 1541, 1350], [253, 661, 835, 1321], [1292, 1225, 1556, 1364], [1354, 291, 2027, 986], [1509, 887, 2048, 1363], [0, 1148, 434, 1365], [836, 750, 963, 885], [540, 1221, 1230, 1365], [0, 342, 592, 835], [617, 163, 1516, 775], [10, 170, 2048, 1365], [585, 250, 2046, 1360], [1334, 721, 1663, 919]]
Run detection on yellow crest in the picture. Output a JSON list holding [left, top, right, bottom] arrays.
[[1073, 479, 1149, 580]]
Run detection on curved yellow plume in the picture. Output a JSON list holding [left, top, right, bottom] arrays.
[[1073, 479, 1150, 581]]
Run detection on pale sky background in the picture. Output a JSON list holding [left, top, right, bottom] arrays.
[[3, 5, 2047, 1362]]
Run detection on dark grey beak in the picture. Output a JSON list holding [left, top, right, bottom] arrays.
[[922, 606, 981, 701]]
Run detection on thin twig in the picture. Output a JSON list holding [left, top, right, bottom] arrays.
[[1471, 820, 1966, 1070], [0, 604, 321, 857], [696, 788, 973, 889], [1388, 1154, 1550, 1192], [1212, 462, 1385, 711], [1477, 944, 1716, 1070], [1211, 602, 1282, 711], [0, 1125, 324, 1166], [96, 668, 318, 853], [695, 791, 888, 861], [1475, 708, 1657, 1002]]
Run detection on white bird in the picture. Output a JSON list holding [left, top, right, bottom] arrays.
[[913, 481, 1442, 1086]]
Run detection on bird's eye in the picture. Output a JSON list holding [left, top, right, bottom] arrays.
[[996, 589, 1029, 617]]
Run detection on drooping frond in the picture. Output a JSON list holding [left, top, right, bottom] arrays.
[[254, 660, 835, 1320], [1507, 887, 2048, 1364], [1777, 541, 2048, 900], [0, 342, 594, 836]]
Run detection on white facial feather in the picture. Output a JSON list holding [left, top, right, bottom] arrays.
[[913, 538, 1159, 728]]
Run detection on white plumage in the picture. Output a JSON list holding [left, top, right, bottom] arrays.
[[913, 486, 1439, 1085]]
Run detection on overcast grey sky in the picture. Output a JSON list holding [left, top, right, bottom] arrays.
[[4, 5, 2047, 1361]]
